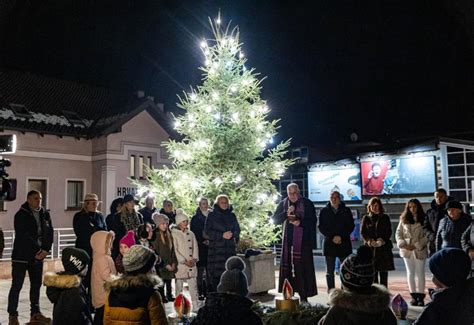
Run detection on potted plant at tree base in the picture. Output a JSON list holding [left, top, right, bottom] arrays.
[[237, 237, 277, 294]]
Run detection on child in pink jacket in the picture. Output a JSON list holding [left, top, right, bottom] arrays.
[[91, 230, 117, 324]]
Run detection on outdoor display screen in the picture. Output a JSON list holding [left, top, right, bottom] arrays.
[[361, 156, 436, 196], [308, 165, 361, 202]]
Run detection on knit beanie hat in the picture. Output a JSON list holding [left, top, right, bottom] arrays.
[[217, 256, 249, 297], [153, 213, 169, 226], [340, 246, 375, 291], [175, 208, 189, 225], [119, 230, 136, 248], [429, 248, 470, 287], [446, 200, 463, 211], [61, 247, 90, 275], [122, 245, 156, 275]]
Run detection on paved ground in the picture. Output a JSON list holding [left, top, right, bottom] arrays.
[[0, 256, 425, 324]]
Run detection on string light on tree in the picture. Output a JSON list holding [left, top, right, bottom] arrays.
[[137, 16, 294, 249]]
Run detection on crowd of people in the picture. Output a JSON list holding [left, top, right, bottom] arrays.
[[3, 184, 474, 325]]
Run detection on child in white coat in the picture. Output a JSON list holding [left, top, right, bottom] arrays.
[[172, 208, 200, 311]]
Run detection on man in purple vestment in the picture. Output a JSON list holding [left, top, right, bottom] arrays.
[[273, 183, 318, 302]]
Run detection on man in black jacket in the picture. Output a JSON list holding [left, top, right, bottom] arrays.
[[138, 196, 157, 227], [8, 190, 54, 325], [424, 189, 453, 256], [318, 191, 355, 291]]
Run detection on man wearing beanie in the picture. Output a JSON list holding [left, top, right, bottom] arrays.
[[319, 246, 397, 325], [436, 200, 471, 251], [104, 245, 168, 324], [414, 248, 473, 325], [192, 256, 262, 325], [44, 247, 93, 325]]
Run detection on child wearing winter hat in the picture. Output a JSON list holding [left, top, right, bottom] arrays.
[[91, 230, 117, 324], [115, 230, 136, 274], [44, 247, 93, 325], [151, 213, 178, 303], [319, 246, 397, 325], [104, 245, 168, 324], [171, 208, 200, 311], [192, 256, 263, 325], [137, 222, 154, 248], [414, 248, 473, 325]]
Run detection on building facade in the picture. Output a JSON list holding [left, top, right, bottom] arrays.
[[0, 71, 172, 230]]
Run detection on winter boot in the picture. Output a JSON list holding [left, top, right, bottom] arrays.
[[416, 293, 425, 307], [409, 293, 418, 306]]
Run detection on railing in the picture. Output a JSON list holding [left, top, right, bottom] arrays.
[[0, 228, 76, 261]]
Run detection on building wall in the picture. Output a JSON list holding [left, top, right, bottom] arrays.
[[0, 110, 171, 230]]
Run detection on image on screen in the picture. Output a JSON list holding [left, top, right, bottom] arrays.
[[361, 156, 436, 196], [308, 165, 361, 202]]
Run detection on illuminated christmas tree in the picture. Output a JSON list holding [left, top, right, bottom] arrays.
[[140, 16, 294, 248]]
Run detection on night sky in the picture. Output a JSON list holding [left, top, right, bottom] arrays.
[[1, 0, 473, 147]]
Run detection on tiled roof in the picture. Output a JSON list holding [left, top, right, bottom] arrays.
[[0, 70, 169, 138]]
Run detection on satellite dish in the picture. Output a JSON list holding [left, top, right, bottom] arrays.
[[350, 133, 358, 142]]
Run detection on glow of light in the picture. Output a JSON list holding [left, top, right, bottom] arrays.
[[272, 194, 279, 202], [256, 123, 264, 131], [191, 180, 200, 189], [269, 137, 274, 144], [225, 61, 233, 68], [174, 120, 181, 129], [249, 110, 256, 118], [188, 114, 195, 121], [213, 112, 221, 120], [212, 62, 219, 69], [200, 40, 207, 48], [189, 122, 196, 128], [259, 139, 266, 148], [205, 105, 213, 113], [212, 92, 219, 100], [230, 85, 237, 93], [239, 52, 244, 59], [260, 105, 269, 113], [189, 93, 197, 101], [249, 221, 256, 229], [204, 49, 210, 56], [205, 59, 211, 66], [269, 218, 275, 224], [232, 112, 239, 120], [234, 175, 242, 183], [242, 78, 252, 86], [209, 68, 216, 75], [213, 177, 222, 185], [216, 17, 221, 24], [258, 193, 268, 201], [222, 38, 228, 45], [229, 38, 234, 44], [243, 65, 247, 71]]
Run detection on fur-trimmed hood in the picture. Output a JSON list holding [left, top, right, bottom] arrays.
[[44, 272, 84, 305], [44, 272, 81, 289], [90, 230, 114, 257], [328, 284, 391, 314], [105, 274, 163, 309], [105, 273, 162, 291]]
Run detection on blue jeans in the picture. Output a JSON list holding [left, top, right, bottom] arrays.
[[8, 260, 44, 316]]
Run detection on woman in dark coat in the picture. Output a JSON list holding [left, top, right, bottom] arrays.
[[73, 193, 107, 299], [190, 197, 212, 298], [361, 197, 395, 287], [205, 194, 241, 291], [109, 194, 143, 259]]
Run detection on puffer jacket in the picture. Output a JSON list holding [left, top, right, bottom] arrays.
[[191, 292, 262, 325], [424, 197, 454, 254], [318, 285, 397, 325], [396, 221, 428, 259], [12, 202, 54, 262], [91, 230, 117, 308], [104, 274, 168, 325], [414, 278, 474, 325], [44, 272, 92, 325], [436, 213, 471, 251], [171, 227, 199, 279]]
